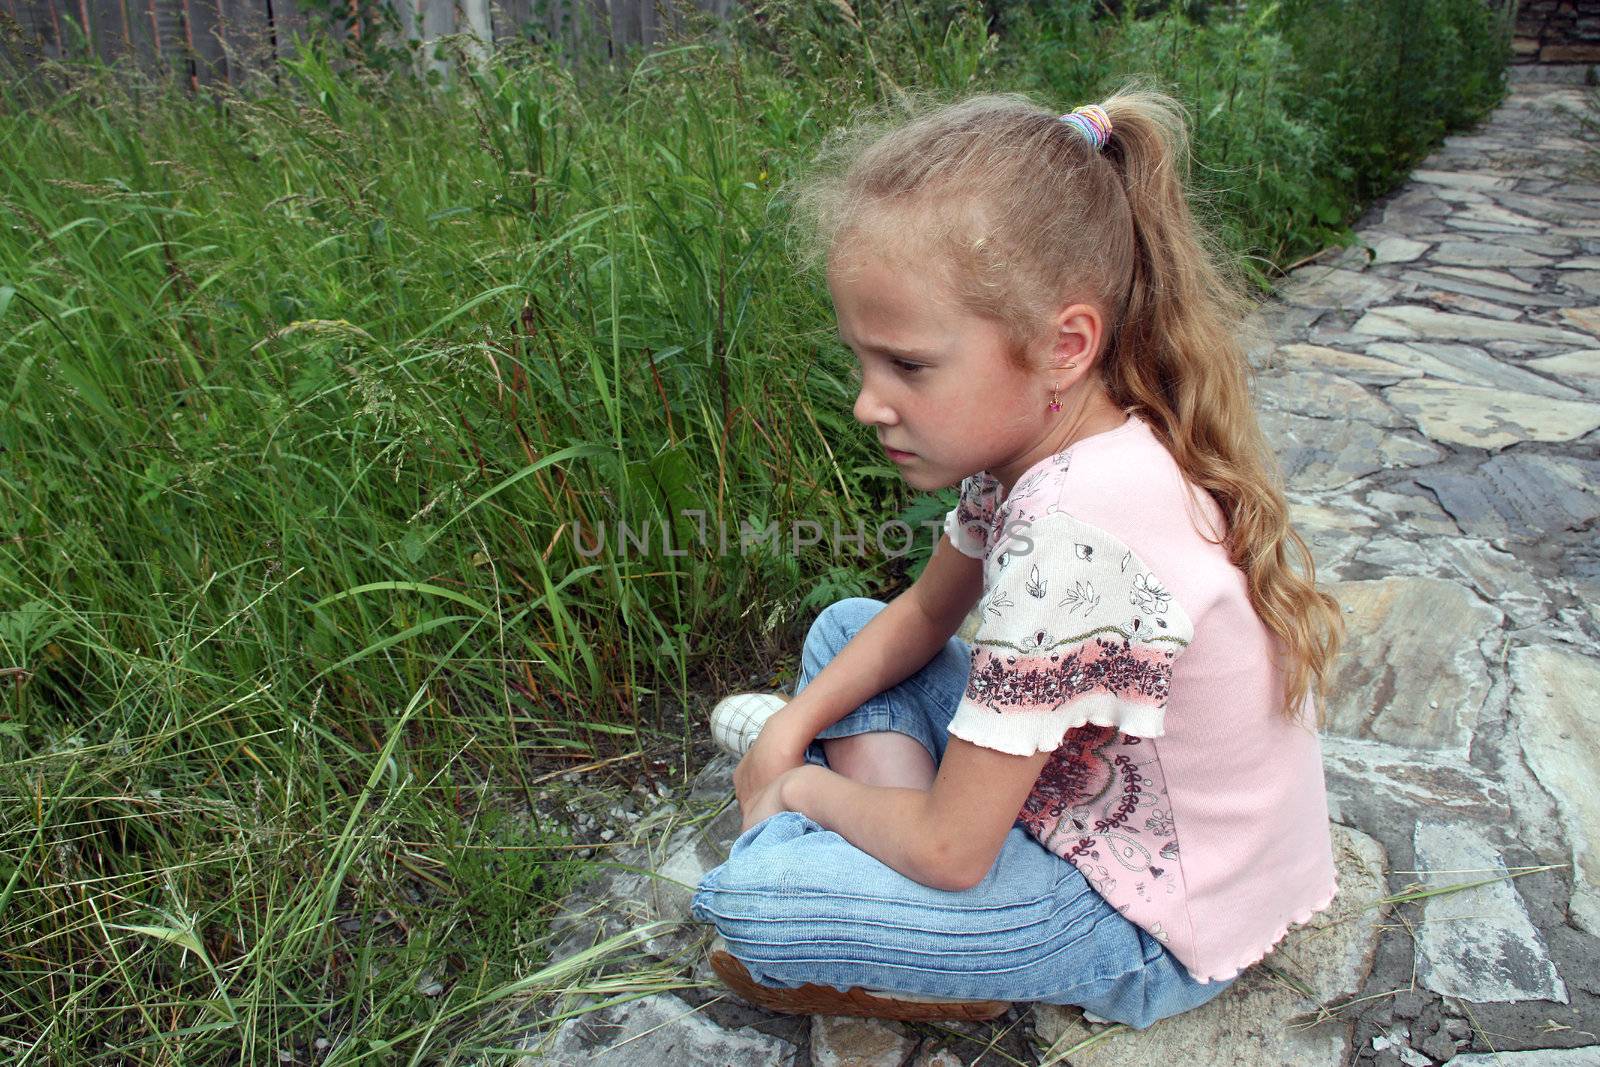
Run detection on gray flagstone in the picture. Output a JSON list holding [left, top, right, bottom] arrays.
[[1411, 820, 1567, 1004]]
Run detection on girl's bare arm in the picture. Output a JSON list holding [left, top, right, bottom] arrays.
[[782, 739, 1050, 890], [769, 533, 984, 742]]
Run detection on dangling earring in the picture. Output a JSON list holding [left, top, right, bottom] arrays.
[[1047, 363, 1077, 413]]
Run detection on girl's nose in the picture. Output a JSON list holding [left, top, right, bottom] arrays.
[[853, 380, 896, 427]]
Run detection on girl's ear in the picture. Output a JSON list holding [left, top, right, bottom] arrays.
[[1053, 303, 1101, 369]]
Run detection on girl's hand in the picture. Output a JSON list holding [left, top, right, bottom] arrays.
[[738, 768, 793, 833], [734, 713, 810, 823]]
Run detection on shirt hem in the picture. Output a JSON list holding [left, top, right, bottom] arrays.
[[942, 505, 989, 560], [947, 694, 1165, 756], [1181, 877, 1341, 985]]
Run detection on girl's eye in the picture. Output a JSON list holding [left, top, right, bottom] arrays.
[[893, 359, 925, 374]]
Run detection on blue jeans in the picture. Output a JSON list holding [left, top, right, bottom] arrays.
[[689, 597, 1236, 1030]]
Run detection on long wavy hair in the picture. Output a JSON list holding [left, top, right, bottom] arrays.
[[778, 80, 1344, 726]]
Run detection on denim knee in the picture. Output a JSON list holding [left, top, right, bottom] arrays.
[[691, 814, 1137, 1003], [801, 597, 886, 678], [690, 812, 825, 929], [1074, 931, 1238, 1030]]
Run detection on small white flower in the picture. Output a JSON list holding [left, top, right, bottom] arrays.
[[1129, 573, 1171, 616]]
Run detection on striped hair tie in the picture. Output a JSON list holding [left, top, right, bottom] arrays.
[[1059, 103, 1112, 151]]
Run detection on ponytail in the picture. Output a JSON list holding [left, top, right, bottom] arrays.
[[1097, 86, 1344, 726]]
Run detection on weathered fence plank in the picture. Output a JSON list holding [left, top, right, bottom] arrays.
[[44, 0, 65, 57], [269, 0, 307, 64], [152, 0, 186, 72], [8, 0, 43, 56], [461, 0, 492, 61], [119, 0, 158, 68], [180, 0, 229, 87], [217, 0, 271, 82], [88, 0, 131, 60], [488, 0, 527, 43], [539, 0, 588, 58], [417, 0, 450, 73], [7, 0, 737, 86]]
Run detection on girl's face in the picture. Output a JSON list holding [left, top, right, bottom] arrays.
[[826, 246, 1100, 496]]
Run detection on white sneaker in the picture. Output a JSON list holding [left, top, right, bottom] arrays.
[[709, 693, 790, 758]]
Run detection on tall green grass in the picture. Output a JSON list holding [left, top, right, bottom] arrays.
[[0, 0, 1509, 1060]]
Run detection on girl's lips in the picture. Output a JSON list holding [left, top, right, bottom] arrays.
[[884, 446, 915, 462]]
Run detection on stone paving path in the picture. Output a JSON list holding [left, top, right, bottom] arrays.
[[519, 64, 1600, 1065]]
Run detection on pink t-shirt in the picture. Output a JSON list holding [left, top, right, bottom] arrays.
[[941, 412, 1338, 984]]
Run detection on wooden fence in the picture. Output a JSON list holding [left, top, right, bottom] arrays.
[[0, 0, 739, 88]]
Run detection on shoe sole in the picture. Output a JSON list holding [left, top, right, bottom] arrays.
[[708, 948, 1010, 1022]]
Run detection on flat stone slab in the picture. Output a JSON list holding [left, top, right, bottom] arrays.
[[1557, 270, 1600, 297], [1255, 368, 1406, 426], [1383, 379, 1600, 449], [1526, 349, 1600, 393], [1412, 169, 1518, 191], [1415, 453, 1600, 540], [1425, 288, 1527, 321], [1514, 645, 1600, 936], [1434, 537, 1548, 626], [1276, 343, 1423, 385], [1404, 270, 1572, 311], [1366, 341, 1587, 399], [1500, 188, 1600, 221], [1369, 235, 1431, 264], [1451, 1051, 1600, 1066], [1033, 824, 1387, 1067], [1446, 219, 1538, 239], [1322, 578, 1499, 754], [1429, 240, 1553, 268], [1363, 488, 1458, 535], [1560, 306, 1600, 338], [533, 992, 799, 1064], [1258, 409, 1442, 491], [1287, 501, 1375, 578], [810, 1016, 916, 1067], [1505, 233, 1581, 258], [1451, 201, 1546, 230], [1276, 267, 1406, 310], [1384, 204, 1452, 234], [1322, 731, 1510, 812], [1411, 819, 1568, 1004], [1353, 304, 1593, 346], [1431, 264, 1540, 291]]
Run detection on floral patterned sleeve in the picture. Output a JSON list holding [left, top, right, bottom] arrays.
[[945, 510, 1195, 756], [941, 473, 1001, 560]]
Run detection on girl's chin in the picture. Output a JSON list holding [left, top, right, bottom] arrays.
[[897, 467, 946, 491]]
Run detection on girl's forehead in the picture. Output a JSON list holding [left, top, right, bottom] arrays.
[[827, 246, 907, 287], [829, 245, 952, 310], [831, 270, 951, 339], [829, 215, 940, 275]]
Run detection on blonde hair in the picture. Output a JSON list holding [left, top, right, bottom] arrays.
[[778, 79, 1344, 726]]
